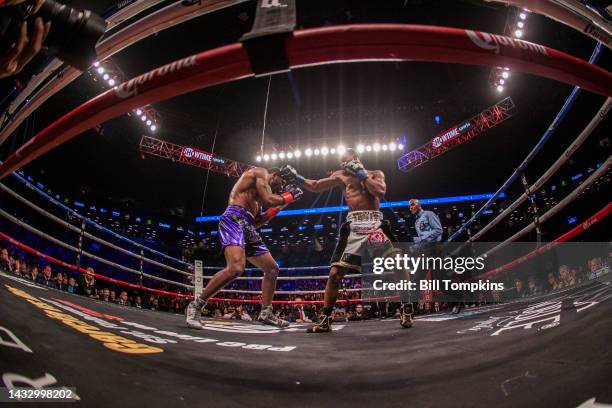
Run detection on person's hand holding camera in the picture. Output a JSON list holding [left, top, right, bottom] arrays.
[[0, 0, 50, 78]]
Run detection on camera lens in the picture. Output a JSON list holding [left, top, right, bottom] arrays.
[[36, 0, 107, 71]]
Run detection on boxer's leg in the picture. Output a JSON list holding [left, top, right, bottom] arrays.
[[248, 252, 289, 327], [186, 246, 245, 328]]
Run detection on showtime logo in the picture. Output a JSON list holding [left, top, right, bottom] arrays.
[[466, 30, 548, 56], [182, 147, 212, 162], [432, 127, 460, 148]]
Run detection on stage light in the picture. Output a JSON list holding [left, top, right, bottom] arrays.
[[136, 109, 142, 115], [108, 79, 115, 86], [93, 61, 100, 67], [499, 79, 505, 85], [373, 143, 380, 152], [314, 148, 320, 156], [256, 156, 262, 162], [146, 120, 152, 126], [366, 145, 372, 152], [497, 85, 504, 92], [389, 142, 397, 151], [382, 144, 388, 151], [321, 147, 329, 155], [517, 21, 524, 28], [150, 125, 156, 132], [305, 148, 313, 157], [502, 71, 509, 79], [514, 29, 523, 38], [279, 152, 286, 159], [434, 115, 441, 125], [271, 153, 278, 160], [97, 67, 104, 74], [287, 152, 293, 159], [398, 144, 404, 150], [330, 148, 336, 154], [357, 144, 365, 153], [294, 150, 301, 158], [103, 73, 109, 80], [519, 12, 527, 19], [141, 115, 147, 121], [262, 154, 270, 161], [337, 145, 346, 154]]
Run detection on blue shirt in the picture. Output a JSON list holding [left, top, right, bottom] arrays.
[[414, 210, 443, 243]]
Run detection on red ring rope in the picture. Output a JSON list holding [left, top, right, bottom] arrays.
[[0, 24, 610, 179]]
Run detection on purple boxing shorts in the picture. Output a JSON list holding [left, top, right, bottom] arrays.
[[218, 205, 269, 257]]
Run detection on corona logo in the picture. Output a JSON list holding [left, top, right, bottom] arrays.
[[115, 55, 198, 99]]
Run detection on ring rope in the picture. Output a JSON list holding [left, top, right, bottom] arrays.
[[471, 97, 611, 241], [491, 0, 612, 48], [1, 24, 610, 180], [1, 198, 607, 303], [447, 42, 603, 242], [0, 181, 191, 274], [483, 157, 611, 257], [0, 0, 248, 146], [477, 203, 612, 280]]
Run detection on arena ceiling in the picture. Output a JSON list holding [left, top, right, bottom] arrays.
[[0, 0, 609, 221]]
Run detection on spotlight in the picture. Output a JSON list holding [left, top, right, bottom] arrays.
[[337, 145, 346, 154], [93, 61, 100, 67], [97, 67, 104, 74], [136, 109, 142, 115], [502, 71, 509, 79], [108, 79, 115, 86], [389, 143, 397, 151], [287, 152, 293, 159], [519, 12, 527, 19], [294, 150, 302, 158], [150, 125, 156, 132], [366, 145, 372, 152], [263, 154, 270, 161], [382, 144, 388, 151], [373, 143, 380, 152], [146, 120, 152, 126], [517, 21, 524, 29], [330, 148, 336, 154], [271, 153, 278, 160], [514, 29, 523, 38], [279, 152, 286, 159], [141, 115, 147, 121], [357, 144, 365, 153], [305, 148, 313, 157], [314, 149, 320, 156], [504, 67, 510, 71], [321, 147, 329, 155], [497, 85, 504, 92], [499, 79, 505, 85], [103, 73, 109, 80], [256, 156, 262, 162], [398, 144, 404, 150]]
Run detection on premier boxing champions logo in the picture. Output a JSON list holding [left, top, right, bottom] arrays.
[[115, 55, 198, 99], [466, 30, 548, 56]]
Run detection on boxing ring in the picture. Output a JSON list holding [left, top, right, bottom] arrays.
[[0, 4, 611, 405]]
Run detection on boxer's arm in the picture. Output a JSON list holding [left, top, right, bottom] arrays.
[[301, 171, 343, 192], [253, 168, 296, 207], [254, 205, 285, 228], [363, 170, 386, 198]]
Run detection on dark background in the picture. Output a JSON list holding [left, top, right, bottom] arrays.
[[0, 0, 609, 223]]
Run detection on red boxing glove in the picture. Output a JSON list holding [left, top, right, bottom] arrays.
[[265, 207, 280, 219], [281, 192, 294, 205]]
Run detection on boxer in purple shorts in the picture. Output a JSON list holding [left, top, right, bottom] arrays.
[[186, 167, 303, 329]]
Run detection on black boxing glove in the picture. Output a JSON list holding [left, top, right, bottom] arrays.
[[280, 184, 304, 204], [279, 165, 305, 185], [342, 159, 368, 181]]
